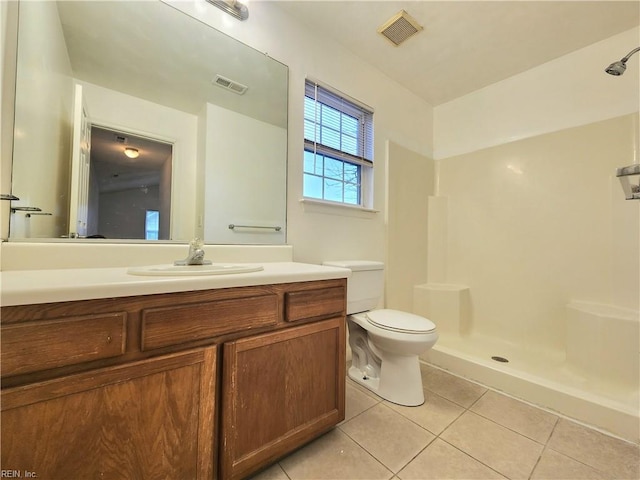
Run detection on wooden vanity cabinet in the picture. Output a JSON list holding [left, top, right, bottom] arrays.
[[0, 278, 346, 480], [221, 317, 346, 480], [1, 347, 217, 480]]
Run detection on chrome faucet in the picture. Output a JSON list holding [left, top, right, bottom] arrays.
[[174, 238, 212, 266]]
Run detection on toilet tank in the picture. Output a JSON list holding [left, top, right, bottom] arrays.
[[323, 260, 384, 314]]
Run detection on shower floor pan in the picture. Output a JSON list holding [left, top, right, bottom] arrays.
[[422, 333, 639, 444]]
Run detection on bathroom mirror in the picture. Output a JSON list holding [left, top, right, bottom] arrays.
[[9, 0, 288, 243]]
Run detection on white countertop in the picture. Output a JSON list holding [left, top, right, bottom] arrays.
[[0, 262, 350, 307]]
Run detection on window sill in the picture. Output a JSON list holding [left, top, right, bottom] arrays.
[[299, 198, 379, 218]]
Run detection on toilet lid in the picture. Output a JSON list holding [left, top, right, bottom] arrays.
[[365, 309, 436, 334]]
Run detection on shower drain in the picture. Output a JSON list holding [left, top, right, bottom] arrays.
[[491, 356, 509, 363]]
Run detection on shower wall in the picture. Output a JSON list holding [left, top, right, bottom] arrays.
[[435, 114, 639, 350], [429, 28, 640, 349], [428, 26, 640, 351], [386, 141, 435, 310], [423, 27, 640, 441]]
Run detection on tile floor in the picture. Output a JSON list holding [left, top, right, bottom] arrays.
[[251, 364, 640, 480]]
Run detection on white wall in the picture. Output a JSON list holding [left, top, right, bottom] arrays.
[[434, 27, 640, 160], [0, 1, 18, 241], [80, 81, 198, 241], [169, 0, 434, 264], [10, 1, 74, 239], [200, 103, 287, 244]]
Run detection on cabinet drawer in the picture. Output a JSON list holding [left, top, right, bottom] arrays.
[[141, 294, 278, 350], [1, 313, 127, 377], [285, 286, 345, 322]]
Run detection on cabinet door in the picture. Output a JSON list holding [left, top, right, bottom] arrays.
[[221, 317, 346, 480], [1, 347, 217, 480]]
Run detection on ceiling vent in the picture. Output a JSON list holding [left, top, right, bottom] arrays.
[[213, 74, 248, 95], [114, 134, 128, 144], [378, 10, 423, 47]]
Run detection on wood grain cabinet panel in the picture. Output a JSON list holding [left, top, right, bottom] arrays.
[[1, 346, 217, 480], [1, 313, 126, 377], [221, 317, 346, 480], [285, 286, 345, 322], [1, 280, 347, 480], [142, 293, 278, 350]]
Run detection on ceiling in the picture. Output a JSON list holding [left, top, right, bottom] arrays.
[[57, 1, 288, 127], [275, 1, 640, 106], [91, 127, 172, 194]]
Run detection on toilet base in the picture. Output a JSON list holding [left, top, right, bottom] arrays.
[[348, 354, 425, 406]]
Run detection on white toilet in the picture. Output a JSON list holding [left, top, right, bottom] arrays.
[[324, 260, 438, 406]]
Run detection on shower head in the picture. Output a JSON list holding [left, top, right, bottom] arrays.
[[605, 60, 627, 76], [605, 46, 640, 76]]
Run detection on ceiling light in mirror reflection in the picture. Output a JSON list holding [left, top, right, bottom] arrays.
[[124, 148, 140, 159]]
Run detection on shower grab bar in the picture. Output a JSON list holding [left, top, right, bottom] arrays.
[[228, 224, 282, 231]]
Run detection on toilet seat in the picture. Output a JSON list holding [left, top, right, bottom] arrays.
[[365, 309, 436, 334]]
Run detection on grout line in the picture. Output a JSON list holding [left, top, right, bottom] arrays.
[[421, 360, 640, 446], [381, 391, 462, 436], [527, 440, 550, 480], [336, 422, 396, 477], [544, 416, 560, 444], [541, 418, 622, 478], [420, 359, 640, 447], [467, 407, 552, 446], [433, 400, 468, 438], [467, 386, 489, 409], [395, 434, 439, 478], [422, 365, 549, 479], [338, 401, 379, 426], [413, 379, 506, 476], [340, 389, 447, 476], [341, 380, 384, 427], [438, 438, 511, 479], [275, 365, 637, 480], [276, 462, 293, 480]]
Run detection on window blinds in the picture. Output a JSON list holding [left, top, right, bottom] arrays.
[[304, 80, 374, 167]]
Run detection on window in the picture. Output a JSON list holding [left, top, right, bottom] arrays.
[[145, 210, 159, 240], [304, 80, 373, 206]]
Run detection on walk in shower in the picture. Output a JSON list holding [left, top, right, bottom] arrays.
[[417, 113, 640, 443]]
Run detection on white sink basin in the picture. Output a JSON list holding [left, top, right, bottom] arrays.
[[127, 263, 263, 276]]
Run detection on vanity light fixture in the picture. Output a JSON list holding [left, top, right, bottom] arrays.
[[206, 0, 249, 21], [124, 147, 139, 159]]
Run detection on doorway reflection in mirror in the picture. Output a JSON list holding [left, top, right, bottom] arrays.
[[89, 126, 172, 240]]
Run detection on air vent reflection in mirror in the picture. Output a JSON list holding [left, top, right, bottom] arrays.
[[213, 74, 248, 95]]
